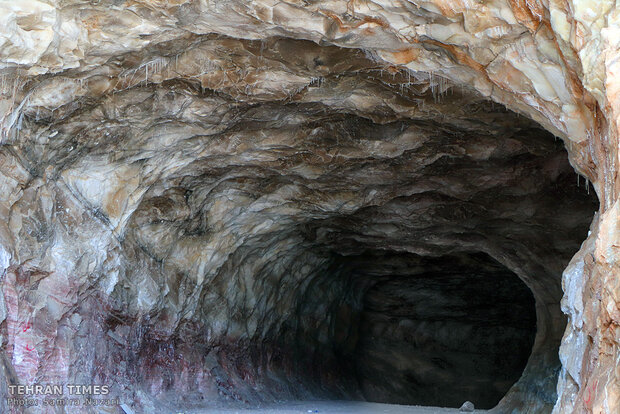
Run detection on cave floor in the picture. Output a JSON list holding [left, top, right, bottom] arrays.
[[182, 401, 487, 414]]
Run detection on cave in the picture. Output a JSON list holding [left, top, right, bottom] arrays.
[[0, 2, 618, 414]]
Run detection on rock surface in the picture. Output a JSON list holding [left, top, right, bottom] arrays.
[[0, 1, 617, 413], [460, 401, 475, 412]]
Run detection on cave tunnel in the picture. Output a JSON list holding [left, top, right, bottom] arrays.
[[272, 249, 539, 410], [338, 252, 537, 409], [118, 88, 598, 412], [0, 32, 603, 414]]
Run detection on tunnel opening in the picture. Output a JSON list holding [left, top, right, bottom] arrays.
[[336, 251, 537, 409]]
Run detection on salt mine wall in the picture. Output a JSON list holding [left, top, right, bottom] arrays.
[[0, 1, 618, 414]]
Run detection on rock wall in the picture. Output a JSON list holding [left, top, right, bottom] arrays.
[[0, 1, 617, 413]]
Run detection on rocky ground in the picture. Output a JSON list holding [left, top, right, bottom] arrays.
[[183, 400, 486, 414]]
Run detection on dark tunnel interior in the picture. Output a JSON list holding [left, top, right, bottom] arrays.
[[335, 252, 536, 409]]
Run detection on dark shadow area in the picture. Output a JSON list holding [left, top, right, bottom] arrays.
[[343, 252, 536, 409]]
